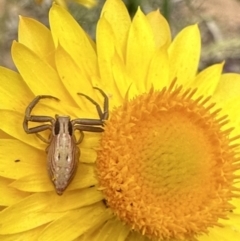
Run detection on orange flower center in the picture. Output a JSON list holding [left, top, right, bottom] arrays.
[[97, 83, 239, 240]]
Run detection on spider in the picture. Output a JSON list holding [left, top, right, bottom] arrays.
[[23, 87, 109, 195]]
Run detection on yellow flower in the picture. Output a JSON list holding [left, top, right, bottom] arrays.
[[0, 0, 240, 240], [36, 0, 97, 9]]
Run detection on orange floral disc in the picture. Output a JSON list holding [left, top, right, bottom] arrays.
[[97, 82, 240, 240]]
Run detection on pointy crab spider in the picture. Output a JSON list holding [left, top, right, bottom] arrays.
[[23, 87, 109, 195]]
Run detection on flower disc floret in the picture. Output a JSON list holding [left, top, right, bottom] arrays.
[[97, 83, 240, 240]]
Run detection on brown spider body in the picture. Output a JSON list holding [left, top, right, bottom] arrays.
[[23, 88, 109, 195], [47, 116, 79, 195]]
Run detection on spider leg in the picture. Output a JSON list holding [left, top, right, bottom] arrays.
[[23, 115, 55, 134], [73, 88, 109, 133], [23, 95, 59, 134], [74, 124, 104, 133], [36, 132, 52, 144], [93, 87, 109, 121], [24, 95, 59, 118], [71, 118, 104, 126], [77, 87, 109, 121], [73, 129, 84, 144]]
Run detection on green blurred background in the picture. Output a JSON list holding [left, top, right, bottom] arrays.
[[0, 0, 240, 73]]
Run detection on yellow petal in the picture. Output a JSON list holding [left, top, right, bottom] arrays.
[[124, 231, 146, 241], [18, 16, 55, 68], [11, 42, 73, 103], [0, 193, 62, 234], [147, 47, 169, 90], [168, 25, 201, 85], [73, 0, 97, 8], [101, 0, 130, 54], [147, 9, 171, 48], [79, 147, 97, 163], [126, 8, 156, 93], [0, 177, 29, 206], [10, 173, 52, 193], [0, 67, 34, 111], [68, 163, 97, 190], [212, 73, 240, 131], [46, 188, 103, 212], [79, 133, 101, 149], [221, 213, 240, 231], [0, 130, 13, 139], [97, 17, 117, 85], [190, 62, 224, 96], [55, 0, 67, 8], [0, 139, 45, 179], [199, 221, 240, 240], [232, 199, 240, 215], [112, 53, 139, 101], [49, 4, 97, 81], [0, 226, 45, 241], [0, 191, 102, 234], [93, 217, 130, 241], [0, 111, 45, 149], [54, 44, 96, 110], [96, 17, 129, 107], [38, 202, 110, 241], [10, 163, 98, 193]]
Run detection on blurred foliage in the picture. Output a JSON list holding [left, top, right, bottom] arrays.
[[160, 0, 171, 23], [123, 0, 142, 17], [0, 0, 240, 73]]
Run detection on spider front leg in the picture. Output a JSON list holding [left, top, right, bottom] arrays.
[[73, 124, 104, 132], [77, 87, 109, 123], [72, 88, 109, 134], [23, 95, 59, 134]]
